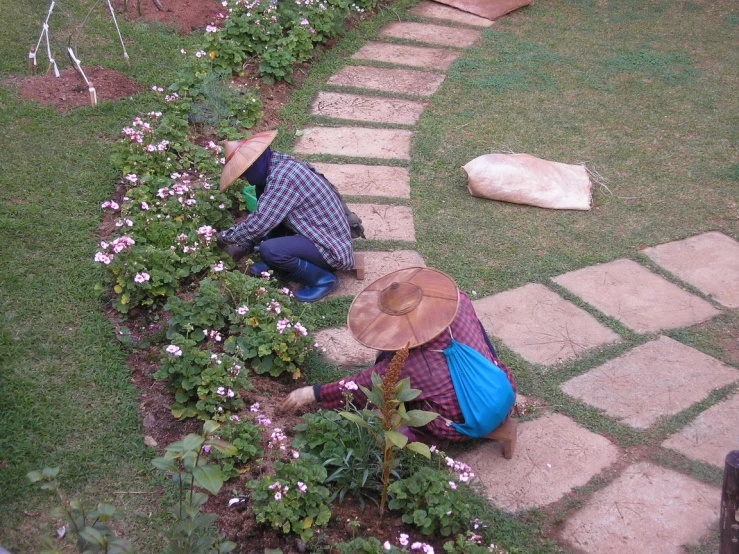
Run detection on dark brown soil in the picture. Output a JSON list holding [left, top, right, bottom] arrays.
[[10, 67, 140, 112], [114, 0, 225, 34]]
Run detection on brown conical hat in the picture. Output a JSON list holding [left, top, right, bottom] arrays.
[[347, 267, 459, 351], [219, 130, 278, 192]]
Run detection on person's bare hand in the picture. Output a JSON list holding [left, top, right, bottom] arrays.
[[280, 386, 316, 414]]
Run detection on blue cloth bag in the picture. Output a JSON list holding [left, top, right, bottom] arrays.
[[442, 339, 515, 438]]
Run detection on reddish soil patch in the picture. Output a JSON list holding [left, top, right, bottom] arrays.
[[113, 0, 224, 33], [10, 67, 139, 112]]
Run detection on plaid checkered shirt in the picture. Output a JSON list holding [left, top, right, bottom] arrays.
[[316, 292, 516, 442], [221, 152, 354, 270]]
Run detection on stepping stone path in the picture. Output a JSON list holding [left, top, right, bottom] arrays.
[[295, 0, 739, 548]]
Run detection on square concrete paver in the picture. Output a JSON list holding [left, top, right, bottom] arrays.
[[561, 462, 720, 554], [309, 92, 426, 126], [331, 250, 426, 298], [561, 336, 738, 429], [408, 1, 494, 27], [473, 283, 621, 366], [458, 413, 620, 512], [380, 22, 480, 48], [313, 327, 377, 367], [352, 42, 461, 70], [643, 231, 739, 309], [346, 204, 416, 242], [311, 163, 410, 198], [662, 392, 739, 468], [552, 258, 721, 333], [293, 126, 412, 160], [327, 66, 446, 97]]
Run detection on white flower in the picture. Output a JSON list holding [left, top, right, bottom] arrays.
[[134, 272, 150, 283], [212, 261, 225, 272], [383, 541, 392, 551]]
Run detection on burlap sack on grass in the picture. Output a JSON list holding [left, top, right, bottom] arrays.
[[463, 153, 593, 211]]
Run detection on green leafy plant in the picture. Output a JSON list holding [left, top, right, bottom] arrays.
[[27, 467, 132, 554], [387, 466, 472, 537], [293, 410, 382, 508], [247, 455, 332, 541], [339, 347, 438, 514], [210, 417, 264, 480], [154, 334, 252, 420], [152, 421, 237, 554], [165, 278, 232, 342]]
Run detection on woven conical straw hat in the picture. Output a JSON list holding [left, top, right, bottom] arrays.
[[347, 267, 459, 351], [219, 130, 278, 192]]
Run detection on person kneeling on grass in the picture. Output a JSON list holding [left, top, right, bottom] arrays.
[[281, 267, 517, 445], [215, 130, 354, 303]]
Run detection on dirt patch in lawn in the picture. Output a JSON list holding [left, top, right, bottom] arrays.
[[9, 67, 140, 112], [113, 0, 225, 33]]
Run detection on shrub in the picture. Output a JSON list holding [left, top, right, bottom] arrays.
[[210, 417, 264, 480], [387, 467, 473, 537], [247, 455, 332, 541], [154, 334, 252, 420], [293, 410, 382, 507]]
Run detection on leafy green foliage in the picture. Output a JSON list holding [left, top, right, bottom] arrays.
[[27, 468, 133, 554], [293, 410, 382, 507], [210, 418, 264, 480], [387, 467, 472, 537], [152, 421, 237, 554], [443, 532, 507, 553], [339, 352, 438, 514], [154, 334, 252, 420], [247, 455, 332, 541]]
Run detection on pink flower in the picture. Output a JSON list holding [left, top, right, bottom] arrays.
[[274, 492, 281, 501], [94, 252, 112, 265], [249, 402, 260, 412], [212, 261, 224, 272], [343, 380, 358, 391], [229, 415, 240, 422], [216, 387, 226, 396], [165, 344, 182, 357], [205, 25, 218, 32], [141, 202, 149, 210], [399, 534, 409, 547], [297, 481, 307, 493], [448, 481, 457, 490], [236, 305, 249, 315], [383, 541, 391, 551], [134, 272, 150, 283], [101, 200, 120, 210], [202, 445, 211, 453], [227, 389, 235, 398]]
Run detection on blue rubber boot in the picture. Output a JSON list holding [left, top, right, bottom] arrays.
[[287, 259, 338, 302], [247, 262, 270, 277]]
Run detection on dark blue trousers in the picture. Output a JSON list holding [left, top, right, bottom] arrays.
[[258, 235, 333, 273]]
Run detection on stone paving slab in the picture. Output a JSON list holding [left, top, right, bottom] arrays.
[[560, 336, 739, 429], [458, 413, 620, 512], [327, 65, 447, 97], [643, 231, 739, 309], [311, 162, 411, 198], [560, 461, 720, 554], [408, 1, 494, 27], [380, 21, 480, 48], [346, 203, 416, 242], [313, 326, 377, 367], [473, 283, 621, 366], [352, 42, 461, 70], [552, 258, 721, 333], [662, 392, 739, 468], [293, 126, 412, 159], [331, 250, 426, 298], [309, 91, 426, 125]]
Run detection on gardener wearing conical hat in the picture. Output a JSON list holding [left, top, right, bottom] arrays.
[[216, 130, 354, 302], [282, 267, 517, 445]]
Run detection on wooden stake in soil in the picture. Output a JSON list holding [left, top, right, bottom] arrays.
[[28, 47, 36, 74], [720, 450, 739, 554]]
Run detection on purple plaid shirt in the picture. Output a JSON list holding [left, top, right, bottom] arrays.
[[316, 292, 516, 442], [222, 152, 354, 270]]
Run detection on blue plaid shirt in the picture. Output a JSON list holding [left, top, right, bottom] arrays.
[[222, 152, 354, 270]]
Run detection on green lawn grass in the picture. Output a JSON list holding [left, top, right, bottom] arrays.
[[1, 0, 737, 551]]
